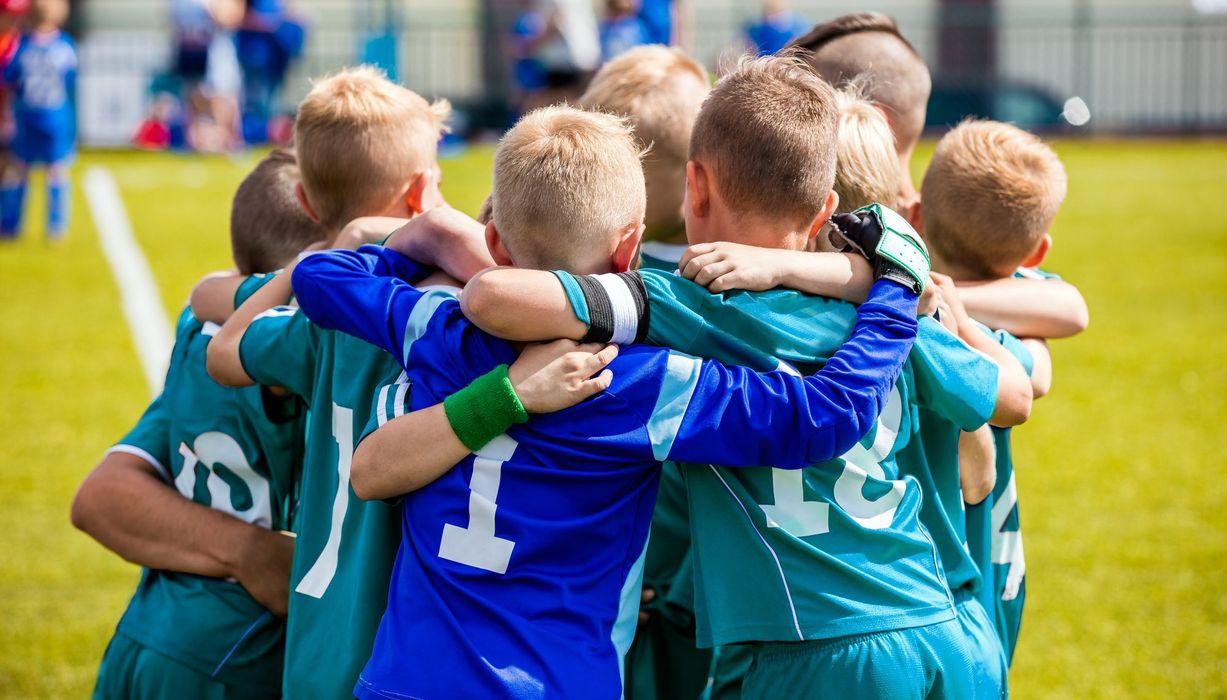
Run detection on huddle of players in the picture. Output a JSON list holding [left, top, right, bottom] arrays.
[[72, 11, 1088, 700]]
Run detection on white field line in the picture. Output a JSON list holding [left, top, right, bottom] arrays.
[[83, 166, 172, 396]]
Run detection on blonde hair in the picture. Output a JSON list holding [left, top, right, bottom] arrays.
[[492, 106, 645, 270], [294, 66, 450, 231], [832, 85, 899, 213], [921, 119, 1067, 278], [580, 45, 709, 167], [689, 53, 839, 229]]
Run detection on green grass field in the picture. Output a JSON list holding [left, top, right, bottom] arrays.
[[1, 141, 1224, 698]]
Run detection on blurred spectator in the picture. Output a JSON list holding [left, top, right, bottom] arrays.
[[171, 0, 243, 152], [600, 0, 649, 62], [531, 0, 599, 105], [1, 0, 75, 241], [0, 0, 28, 220], [743, 0, 807, 56], [236, 0, 307, 144], [637, 0, 671, 45], [509, 0, 546, 113]]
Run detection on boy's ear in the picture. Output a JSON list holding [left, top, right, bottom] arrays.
[[611, 222, 645, 273], [485, 220, 515, 267], [404, 167, 444, 216], [685, 160, 709, 219], [295, 182, 321, 224], [907, 199, 924, 236], [1021, 233, 1052, 268], [806, 190, 840, 239]]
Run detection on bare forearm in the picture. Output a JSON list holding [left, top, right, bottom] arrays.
[[959, 426, 997, 505], [1022, 338, 1053, 399], [352, 404, 468, 500], [71, 453, 254, 577], [779, 253, 874, 303], [461, 268, 587, 341], [189, 271, 244, 325], [958, 278, 1089, 339], [384, 208, 495, 283]]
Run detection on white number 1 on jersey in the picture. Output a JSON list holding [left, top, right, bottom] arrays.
[[295, 403, 354, 599], [439, 434, 518, 574]]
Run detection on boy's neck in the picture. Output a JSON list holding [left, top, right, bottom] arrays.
[[697, 213, 809, 252]]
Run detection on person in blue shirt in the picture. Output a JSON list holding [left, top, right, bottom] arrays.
[[288, 104, 930, 700], [744, 0, 808, 56], [1, 0, 74, 240], [600, 0, 650, 61]]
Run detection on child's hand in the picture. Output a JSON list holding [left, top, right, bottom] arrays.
[[678, 242, 788, 293], [930, 272, 972, 334], [508, 340, 618, 413], [385, 208, 495, 284]]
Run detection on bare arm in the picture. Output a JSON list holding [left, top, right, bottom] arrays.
[[207, 261, 297, 387], [189, 271, 245, 325], [932, 274, 1032, 427], [382, 207, 496, 283], [1022, 338, 1053, 399], [677, 243, 874, 300], [959, 426, 997, 505], [71, 451, 294, 616], [351, 340, 618, 500], [957, 277, 1089, 339], [461, 268, 588, 341]]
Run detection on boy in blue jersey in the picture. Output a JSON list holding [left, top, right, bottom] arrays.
[[1, 0, 74, 240], [73, 150, 326, 700], [289, 100, 930, 700], [744, 0, 808, 56]]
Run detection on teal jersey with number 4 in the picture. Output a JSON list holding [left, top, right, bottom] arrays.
[[238, 280, 437, 700], [109, 293, 304, 695]]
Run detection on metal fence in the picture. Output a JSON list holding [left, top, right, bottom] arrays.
[[74, 2, 1227, 146]]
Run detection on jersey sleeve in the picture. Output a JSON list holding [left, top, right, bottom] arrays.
[[650, 280, 919, 468], [238, 307, 321, 400], [108, 394, 172, 482], [357, 370, 413, 447], [291, 246, 432, 364], [910, 318, 999, 432], [234, 272, 279, 307]]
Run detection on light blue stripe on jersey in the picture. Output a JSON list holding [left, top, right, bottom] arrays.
[[612, 539, 649, 693], [647, 352, 702, 461], [401, 289, 458, 366], [553, 271, 590, 326]]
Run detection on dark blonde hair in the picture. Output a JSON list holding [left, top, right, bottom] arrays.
[[921, 120, 1067, 279], [230, 150, 328, 274], [689, 54, 839, 228]]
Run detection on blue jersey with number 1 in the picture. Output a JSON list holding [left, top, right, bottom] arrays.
[[291, 246, 920, 700]]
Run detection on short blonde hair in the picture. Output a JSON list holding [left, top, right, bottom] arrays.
[[921, 119, 1067, 278], [492, 106, 645, 270], [579, 45, 709, 166], [690, 54, 839, 229], [294, 66, 450, 231], [832, 85, 899, 213]]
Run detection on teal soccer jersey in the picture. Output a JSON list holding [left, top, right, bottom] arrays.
[[107, 302, 304, 695], [238, 281, 437, 699], [966, 328, 1034, 663], [557, 269, 1000, 646]]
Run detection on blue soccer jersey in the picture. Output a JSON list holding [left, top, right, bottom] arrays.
[[290, 246, 921, 700], [4, 30, 76, 164]]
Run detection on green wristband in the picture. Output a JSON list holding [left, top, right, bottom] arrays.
[[443, 364, 529, 452]]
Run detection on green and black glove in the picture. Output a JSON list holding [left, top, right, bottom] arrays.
[[829, 203, 931, 295]]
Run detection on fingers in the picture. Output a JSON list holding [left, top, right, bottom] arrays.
[[584, 344, 619, 375], [678, 242, 718, 271], [679, 250, 725, 282], [693, 260, 734, 288]]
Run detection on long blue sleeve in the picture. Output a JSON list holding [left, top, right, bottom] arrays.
[[291, 246, 429, 360], [657, 279, 918, 469]]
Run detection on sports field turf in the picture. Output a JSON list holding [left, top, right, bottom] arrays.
[[1, 140, 1224, 698]]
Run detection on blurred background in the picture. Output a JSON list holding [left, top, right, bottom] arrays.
[[1, 1, 1225, 698]]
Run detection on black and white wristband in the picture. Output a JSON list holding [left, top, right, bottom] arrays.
[[573, 272, 649, 345]]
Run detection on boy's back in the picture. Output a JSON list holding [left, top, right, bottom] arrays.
[[100, 303, 301, 698]]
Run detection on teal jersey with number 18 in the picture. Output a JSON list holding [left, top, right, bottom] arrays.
[[108, 284, 304, 695]]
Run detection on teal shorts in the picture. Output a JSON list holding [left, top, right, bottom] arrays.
[[701, 643, 753, 700], [93, 633, 277, 700], [954, 587, 1009, 699], [741, 617, 975, 700]]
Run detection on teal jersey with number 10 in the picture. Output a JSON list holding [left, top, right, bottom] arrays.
[[108, 282, 304, 695]]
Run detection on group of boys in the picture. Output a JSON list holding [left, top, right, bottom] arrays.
[[73, 10, 1087, 700]]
